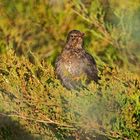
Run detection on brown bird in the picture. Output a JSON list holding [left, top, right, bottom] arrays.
[[55, 30, 98, 90]]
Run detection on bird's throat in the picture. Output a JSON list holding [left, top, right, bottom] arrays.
[[66, 41, 83, 49]]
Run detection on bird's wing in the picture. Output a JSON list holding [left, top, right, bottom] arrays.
[[83, 52, 98, 82]]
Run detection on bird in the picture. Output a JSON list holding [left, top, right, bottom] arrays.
[[55, 30, 98, 90]]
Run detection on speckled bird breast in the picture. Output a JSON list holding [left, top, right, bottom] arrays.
[[55, 47, 98, 90], [57, 49, 86, 76]]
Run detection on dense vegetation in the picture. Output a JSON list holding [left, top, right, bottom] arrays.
[[0, 0, 140, 139]]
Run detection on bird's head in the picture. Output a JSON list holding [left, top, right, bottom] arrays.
[[66, 30, 84, 49]]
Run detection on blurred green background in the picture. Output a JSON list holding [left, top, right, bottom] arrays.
[[0, 0, 140, 72]]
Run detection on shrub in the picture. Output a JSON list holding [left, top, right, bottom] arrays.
[[0, 0, 140, 139]]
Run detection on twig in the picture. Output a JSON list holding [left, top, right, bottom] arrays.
[[72, 9, 114, 46], [72, 9, 92, 24], [0, 88, 17, 100], [0, 112, 73, 128]]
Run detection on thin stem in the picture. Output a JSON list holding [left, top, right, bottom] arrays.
[[0, 112, 73, 128]]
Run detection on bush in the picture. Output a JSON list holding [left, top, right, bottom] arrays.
[[0, 0, 140, 139]]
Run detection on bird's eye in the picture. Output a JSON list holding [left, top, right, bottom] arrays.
[[71, 35, 74, 38]]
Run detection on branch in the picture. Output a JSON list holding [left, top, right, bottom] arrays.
[[0, 88, 17, 100], [0, 112, 73, 128], [72, 9, 114, 46]]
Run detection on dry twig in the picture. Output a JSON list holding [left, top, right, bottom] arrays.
[[0, 112, 73, 128]]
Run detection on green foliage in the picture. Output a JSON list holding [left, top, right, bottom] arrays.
[[0, 50, 140, 139], [0, 0, 140, 140]]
